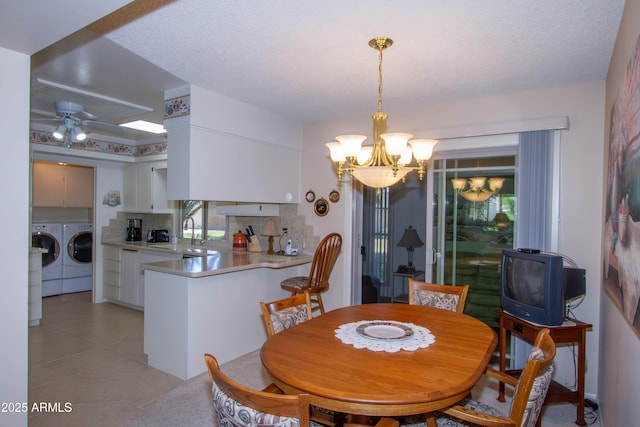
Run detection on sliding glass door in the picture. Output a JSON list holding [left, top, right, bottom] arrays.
[[428, 154, 516, 330]]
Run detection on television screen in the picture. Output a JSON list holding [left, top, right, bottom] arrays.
[[504, 257, 546, 309]]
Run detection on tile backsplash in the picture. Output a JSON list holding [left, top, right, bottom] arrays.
[[227, 204, 318, 254], [101, 204, 319, 253]]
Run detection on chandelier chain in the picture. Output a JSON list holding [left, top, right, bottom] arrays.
[[378, 44, 384, 113]]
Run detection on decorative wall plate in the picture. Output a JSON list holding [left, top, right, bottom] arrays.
[[314, 198, 329, 216], [305, 190, 316, 203], [329, 189, 340, 203]]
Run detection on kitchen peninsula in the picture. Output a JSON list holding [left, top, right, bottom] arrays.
[[137, 245, 312, 380]]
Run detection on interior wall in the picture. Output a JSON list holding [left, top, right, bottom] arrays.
[[0, 45, 30, 426], [303, 80, 605, 399], [600, 0, 640, 424]]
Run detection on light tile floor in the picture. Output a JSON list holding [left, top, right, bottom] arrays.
[[28, 292, 183, 427]]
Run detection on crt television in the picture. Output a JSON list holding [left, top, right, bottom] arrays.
[[500, 249, 586, 326]]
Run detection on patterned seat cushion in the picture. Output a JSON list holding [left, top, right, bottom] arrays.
[[399, 398, 506, 426], [413, 289, 460, 312], [270, 304, 311, 334], [281, 276, 310, 291], [212, 382, 300, 427]]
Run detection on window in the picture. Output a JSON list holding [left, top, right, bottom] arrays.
[[180, 201, 227, 241]]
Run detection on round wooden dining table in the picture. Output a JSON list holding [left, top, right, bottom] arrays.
[[261, 303, 497, 417]]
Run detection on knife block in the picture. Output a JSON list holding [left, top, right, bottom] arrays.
[[248, 239, 262, 252]]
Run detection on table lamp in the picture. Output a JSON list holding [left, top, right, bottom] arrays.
[[493, 212, 510, 228], [396, 225, 424, 272], [261, 218, 280, 255]]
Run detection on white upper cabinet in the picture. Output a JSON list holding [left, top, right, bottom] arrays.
[[32, 161, 94, 208], [123, 161, 171, 212], [164, 86, 302, 203]]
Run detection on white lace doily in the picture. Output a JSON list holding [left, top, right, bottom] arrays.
[[335, 320, 435, 352]]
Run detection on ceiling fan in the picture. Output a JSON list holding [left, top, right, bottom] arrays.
[[32, 101, 124, 144]]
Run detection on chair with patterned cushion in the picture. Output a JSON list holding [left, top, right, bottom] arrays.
[[408, 279, 469, 314], [204, 353, 311, 426], [260, 290, 338, 425], [280, 233, 342, 314], [399, 328, 556, 427], [205, 352, 399, 427], [261, 291, 313, 338]]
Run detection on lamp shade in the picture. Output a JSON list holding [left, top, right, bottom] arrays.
[[53, 124, 66, 140], [325, 142, 346, 162], [261, 219, 280, 237], [494, 212, 510, 228], [397, 226, 424, 249], [351, 165, 411, 189]]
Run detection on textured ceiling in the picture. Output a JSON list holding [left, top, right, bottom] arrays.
[[103, 0, 625, 122], [15, 0, 627, 140]]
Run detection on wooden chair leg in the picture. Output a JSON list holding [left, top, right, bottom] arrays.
[[425, 413, 437, 427], [315, 293, 325, 314]]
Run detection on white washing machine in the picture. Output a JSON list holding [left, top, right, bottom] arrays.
[[62, 223, 93, 293], [32, 223, 63, 297]]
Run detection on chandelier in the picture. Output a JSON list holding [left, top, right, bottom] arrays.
[[451, 177, 505, 203], [325, 37, 438, 189]]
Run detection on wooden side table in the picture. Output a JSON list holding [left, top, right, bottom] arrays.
[[391, 270, 424, 303], [497, 309, 591, 426]]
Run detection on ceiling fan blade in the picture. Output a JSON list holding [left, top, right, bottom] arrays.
[[31, 108, 59, 118], [81, 120, 125, 133], [31, 118, 64, 123], [75, 110, 98, 121]]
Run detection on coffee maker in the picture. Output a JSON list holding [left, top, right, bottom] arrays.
[[126, 219, 142, 241]]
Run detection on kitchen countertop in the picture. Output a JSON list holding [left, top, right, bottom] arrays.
[[102, 239, 312, 278]]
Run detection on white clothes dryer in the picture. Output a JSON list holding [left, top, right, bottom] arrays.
[[32, 223, 63, 296], [62, 223, 93, 293]]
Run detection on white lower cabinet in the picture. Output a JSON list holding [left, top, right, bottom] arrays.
[[111, 247, 182, 309], [136, 251, 182, 306], [103, 246, 122, 300], [120, 248, 140, 306], [28, 251, 43, 326]]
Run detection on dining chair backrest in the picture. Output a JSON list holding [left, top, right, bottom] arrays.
[[408, 278, 469, 314], [260, 291, 313, 338], [435, 328, 555, 427], [307, 232, 342, 294], [509, 328, 556, 427], [280, 232, 342, 314], [204, 353, 311, 426]]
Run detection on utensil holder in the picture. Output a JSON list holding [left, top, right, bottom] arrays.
[[248, 239, 262, 252]]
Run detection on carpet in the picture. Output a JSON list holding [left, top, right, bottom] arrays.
[[126, 349, 270, 427]]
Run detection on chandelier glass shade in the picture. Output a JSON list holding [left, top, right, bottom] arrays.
[[325, 37, 438, 189], [451, 176, 505, 202]]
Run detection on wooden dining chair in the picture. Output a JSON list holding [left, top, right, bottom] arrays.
[[408, 279, 469, 314], [401, 328, 556, 427], [260, 290, 339, 425], [280, 232, 342, 314], [204, 353, 311, 426], [260, 291, 313, 338], [207, 352, 398, 427]]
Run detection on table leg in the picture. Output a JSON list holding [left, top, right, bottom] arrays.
[[425, 413, 437, 427]]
